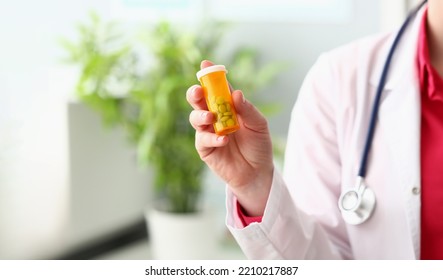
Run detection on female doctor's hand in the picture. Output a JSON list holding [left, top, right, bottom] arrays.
[[187, 60, 274, 216]]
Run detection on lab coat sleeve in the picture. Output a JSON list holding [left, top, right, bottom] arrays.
[[226, 53, 351, 259]]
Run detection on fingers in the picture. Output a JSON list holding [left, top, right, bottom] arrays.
[[190, 107, 229, 158], [201, 60, 214, 69], [186, 85, 208, 110], [231, 90, 269, 133], [188, 87, 269, 135], [189, 110, 215, 131], [195, 132, 229, 156], [187, 60, 221, 110], [200, 60, 234, 92]]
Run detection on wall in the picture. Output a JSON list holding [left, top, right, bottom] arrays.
[[0, 0, 151, 259], [217, 1, 381, 136]]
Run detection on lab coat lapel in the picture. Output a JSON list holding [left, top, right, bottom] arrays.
[[378, 73, 421, 259], [372, 7, 423, 259]]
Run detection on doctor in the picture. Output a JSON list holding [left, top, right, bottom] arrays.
[[186, 0, 443, 259]]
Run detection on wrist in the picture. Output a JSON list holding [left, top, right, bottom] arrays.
[[231, 165, 274, 217]]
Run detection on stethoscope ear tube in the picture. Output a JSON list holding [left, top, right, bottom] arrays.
[[339, 0, 427, 225]]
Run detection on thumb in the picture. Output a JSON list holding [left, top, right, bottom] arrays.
[[232, 90, 269, 133], [200, 60, 214, 69]]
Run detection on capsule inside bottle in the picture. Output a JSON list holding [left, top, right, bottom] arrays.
[[196, 65, 240, 135]]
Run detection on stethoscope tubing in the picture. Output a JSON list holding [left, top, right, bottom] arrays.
[[357, 0, 428, 178]]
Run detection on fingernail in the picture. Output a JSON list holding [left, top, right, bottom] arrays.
[[240, 91, 246, 103], [228, 82, 234, 93], [201, 112, 208, 119], [217, 136, 225, 142], [189, 85, 198, 96]]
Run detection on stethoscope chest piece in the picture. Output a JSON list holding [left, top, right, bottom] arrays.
[[338, 178, 376, 225]]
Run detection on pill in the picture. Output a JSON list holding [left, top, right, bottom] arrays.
[[226, 119, 235, 126], [211, 99, 237, 129], [216, 96, 225, 105], [215, 122, 224, 131], [220, 116, 230, 122], [218, 104, 227, 113]]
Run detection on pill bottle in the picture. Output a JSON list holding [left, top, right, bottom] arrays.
[[196, 65, 240, 135]]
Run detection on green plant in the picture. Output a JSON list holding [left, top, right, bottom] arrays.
[[62, 13, 285, 213]]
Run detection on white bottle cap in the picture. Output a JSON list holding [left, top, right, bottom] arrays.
[[196, 65, 227, 80]]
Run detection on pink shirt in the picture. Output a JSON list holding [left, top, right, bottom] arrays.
[[417, 8, 443, 260]]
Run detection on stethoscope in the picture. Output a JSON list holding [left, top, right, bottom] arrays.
[[338, 0, 427, 225]]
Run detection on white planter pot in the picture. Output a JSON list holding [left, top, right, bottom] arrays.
[[146, 208, 218, 260]]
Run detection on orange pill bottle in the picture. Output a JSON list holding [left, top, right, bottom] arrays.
[[196, 65, 240, 135]]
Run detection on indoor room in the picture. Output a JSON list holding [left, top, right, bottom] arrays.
[[0, 0, 427, 261]]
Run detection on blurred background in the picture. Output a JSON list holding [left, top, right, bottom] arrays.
[[0, 0, 421, 259]]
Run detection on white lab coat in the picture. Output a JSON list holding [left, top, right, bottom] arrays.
[[226, 6, 426, 259]]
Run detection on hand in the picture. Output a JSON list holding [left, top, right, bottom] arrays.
[[187, 60, 274, 216]]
